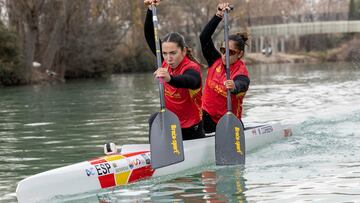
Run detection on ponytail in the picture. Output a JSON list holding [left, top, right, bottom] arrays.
[[229, 32, 250, 51], [186, 47, 201, 65]]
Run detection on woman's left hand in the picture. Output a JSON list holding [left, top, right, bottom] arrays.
[[154, 67, 171, 82], [216, 2, 231, 18], [224, 80, 235, 91]]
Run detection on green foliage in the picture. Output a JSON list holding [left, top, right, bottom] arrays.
[[0, 23, 25, 86], [349, 0, 360, 20], [62, 23, 117, 79], [300, 34, 349, 52], [113, 51, 155, 73]]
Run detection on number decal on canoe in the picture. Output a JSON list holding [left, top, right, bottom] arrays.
[[258, 126, 274, 134]]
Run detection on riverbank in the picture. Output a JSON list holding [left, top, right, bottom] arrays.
[[245, 52, 320, 64], [7, 37, 360, 86], [245, 36, 360, 65]]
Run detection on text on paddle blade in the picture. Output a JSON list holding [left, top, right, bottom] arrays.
[[234, 127, 243, 155], [171, 124, 181, 155]]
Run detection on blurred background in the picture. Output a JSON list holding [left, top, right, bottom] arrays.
[[0, 0, 359, 86]]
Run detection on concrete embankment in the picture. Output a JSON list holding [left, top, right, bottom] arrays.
[[245, 37, 360, 65]]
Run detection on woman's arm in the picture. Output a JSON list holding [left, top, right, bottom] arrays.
[[168, 69, 201, 89], [199, 15, 222, 67], [231, 75, 250, 94], [144, 9, 156, 56], [144, 9, 163, 61]]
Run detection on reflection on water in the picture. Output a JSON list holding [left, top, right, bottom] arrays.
[[149, 167, 247, 203], [1, 63, 360, 202], [85, 167, 247, 203]]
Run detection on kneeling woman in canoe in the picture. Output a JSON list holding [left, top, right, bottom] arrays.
[[144, 0, 204, 140], [200, 3, 250, 133]]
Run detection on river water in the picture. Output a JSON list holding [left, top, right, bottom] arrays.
[[1, 62, 360, 202]]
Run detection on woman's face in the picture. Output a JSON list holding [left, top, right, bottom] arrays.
[[220, 40, 243, 65], [162, 42, 186, 69]]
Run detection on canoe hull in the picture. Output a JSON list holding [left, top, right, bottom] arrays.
[[16, 123, 292, 203]]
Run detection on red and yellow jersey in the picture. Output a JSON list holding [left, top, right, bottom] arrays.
[[162, 56, 202, 128], [202, 58, 249, 123]]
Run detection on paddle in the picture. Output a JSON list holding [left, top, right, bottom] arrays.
[[215, 6, 246, 165], [149, 5, 184, 169]]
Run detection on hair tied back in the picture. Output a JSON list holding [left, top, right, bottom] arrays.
[[236, 32, 249, 43]]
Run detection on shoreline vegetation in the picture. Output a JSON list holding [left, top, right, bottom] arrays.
[[1, 35, 360, 87], [32, 35, 360, 85], [1, 0, 359, 86], [0, 33, 360, 87]]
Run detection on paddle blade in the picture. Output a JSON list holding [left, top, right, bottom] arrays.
[[150, 110, 184, 169], [215, 113, 245, 165]]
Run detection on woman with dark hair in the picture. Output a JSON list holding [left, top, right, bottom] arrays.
[[144, 0, 205, 140], [200, 3, 250, 133]]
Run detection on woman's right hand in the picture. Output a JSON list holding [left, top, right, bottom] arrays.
[[144, 0, 160, 7], [154, 67, 171, 82], [216, 3, 231, 18]]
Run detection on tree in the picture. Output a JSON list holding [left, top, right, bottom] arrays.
[[5, 0, 138, 80], [349, 0, 360, 20], [6, 0, 45, 82], [0, 21, 25, 85], [2, 0, 353, 85]]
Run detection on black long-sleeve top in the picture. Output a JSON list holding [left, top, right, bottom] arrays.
[[199, 15, 250, 94], [144, 9, 201, 90]]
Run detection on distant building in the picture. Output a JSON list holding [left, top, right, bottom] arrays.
[[234, 0, 355, 53], [244, 0, 350, 26]]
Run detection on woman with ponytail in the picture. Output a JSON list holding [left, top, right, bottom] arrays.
[[144, 0, 205, 140], [200, 3, 250, 133]]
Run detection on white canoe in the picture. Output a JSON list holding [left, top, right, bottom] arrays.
[[16, 122, 292, 203]]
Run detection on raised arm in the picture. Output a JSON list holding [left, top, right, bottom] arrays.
[[144, 9, 158, 57], [144, 0, 163, 61], [199, 15, 222, 67]]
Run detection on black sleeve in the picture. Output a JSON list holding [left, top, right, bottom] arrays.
[[168, 69, 201, 89], [144, 9, 163, 61], [199, 15, 223, 67], [231, 75, 250, 94]]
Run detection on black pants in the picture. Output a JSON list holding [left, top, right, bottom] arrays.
[[202, 110, 217, 134], [202, 110, 245, 133], [148, 112, 205, 141]]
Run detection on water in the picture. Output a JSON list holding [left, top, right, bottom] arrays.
[[1, 62, 360, 202]]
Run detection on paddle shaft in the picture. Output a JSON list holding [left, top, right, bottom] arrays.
[[151, 6, 166, 110], [149, 5, 185, 169], [224, 10, 232, 112], [215, 6, 245, 165]]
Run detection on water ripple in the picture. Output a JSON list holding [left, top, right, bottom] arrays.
[[1, 65, 360, 202]]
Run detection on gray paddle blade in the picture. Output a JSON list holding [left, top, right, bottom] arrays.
[[150, 110, 184, 169], [215, 113, 245, 165]]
